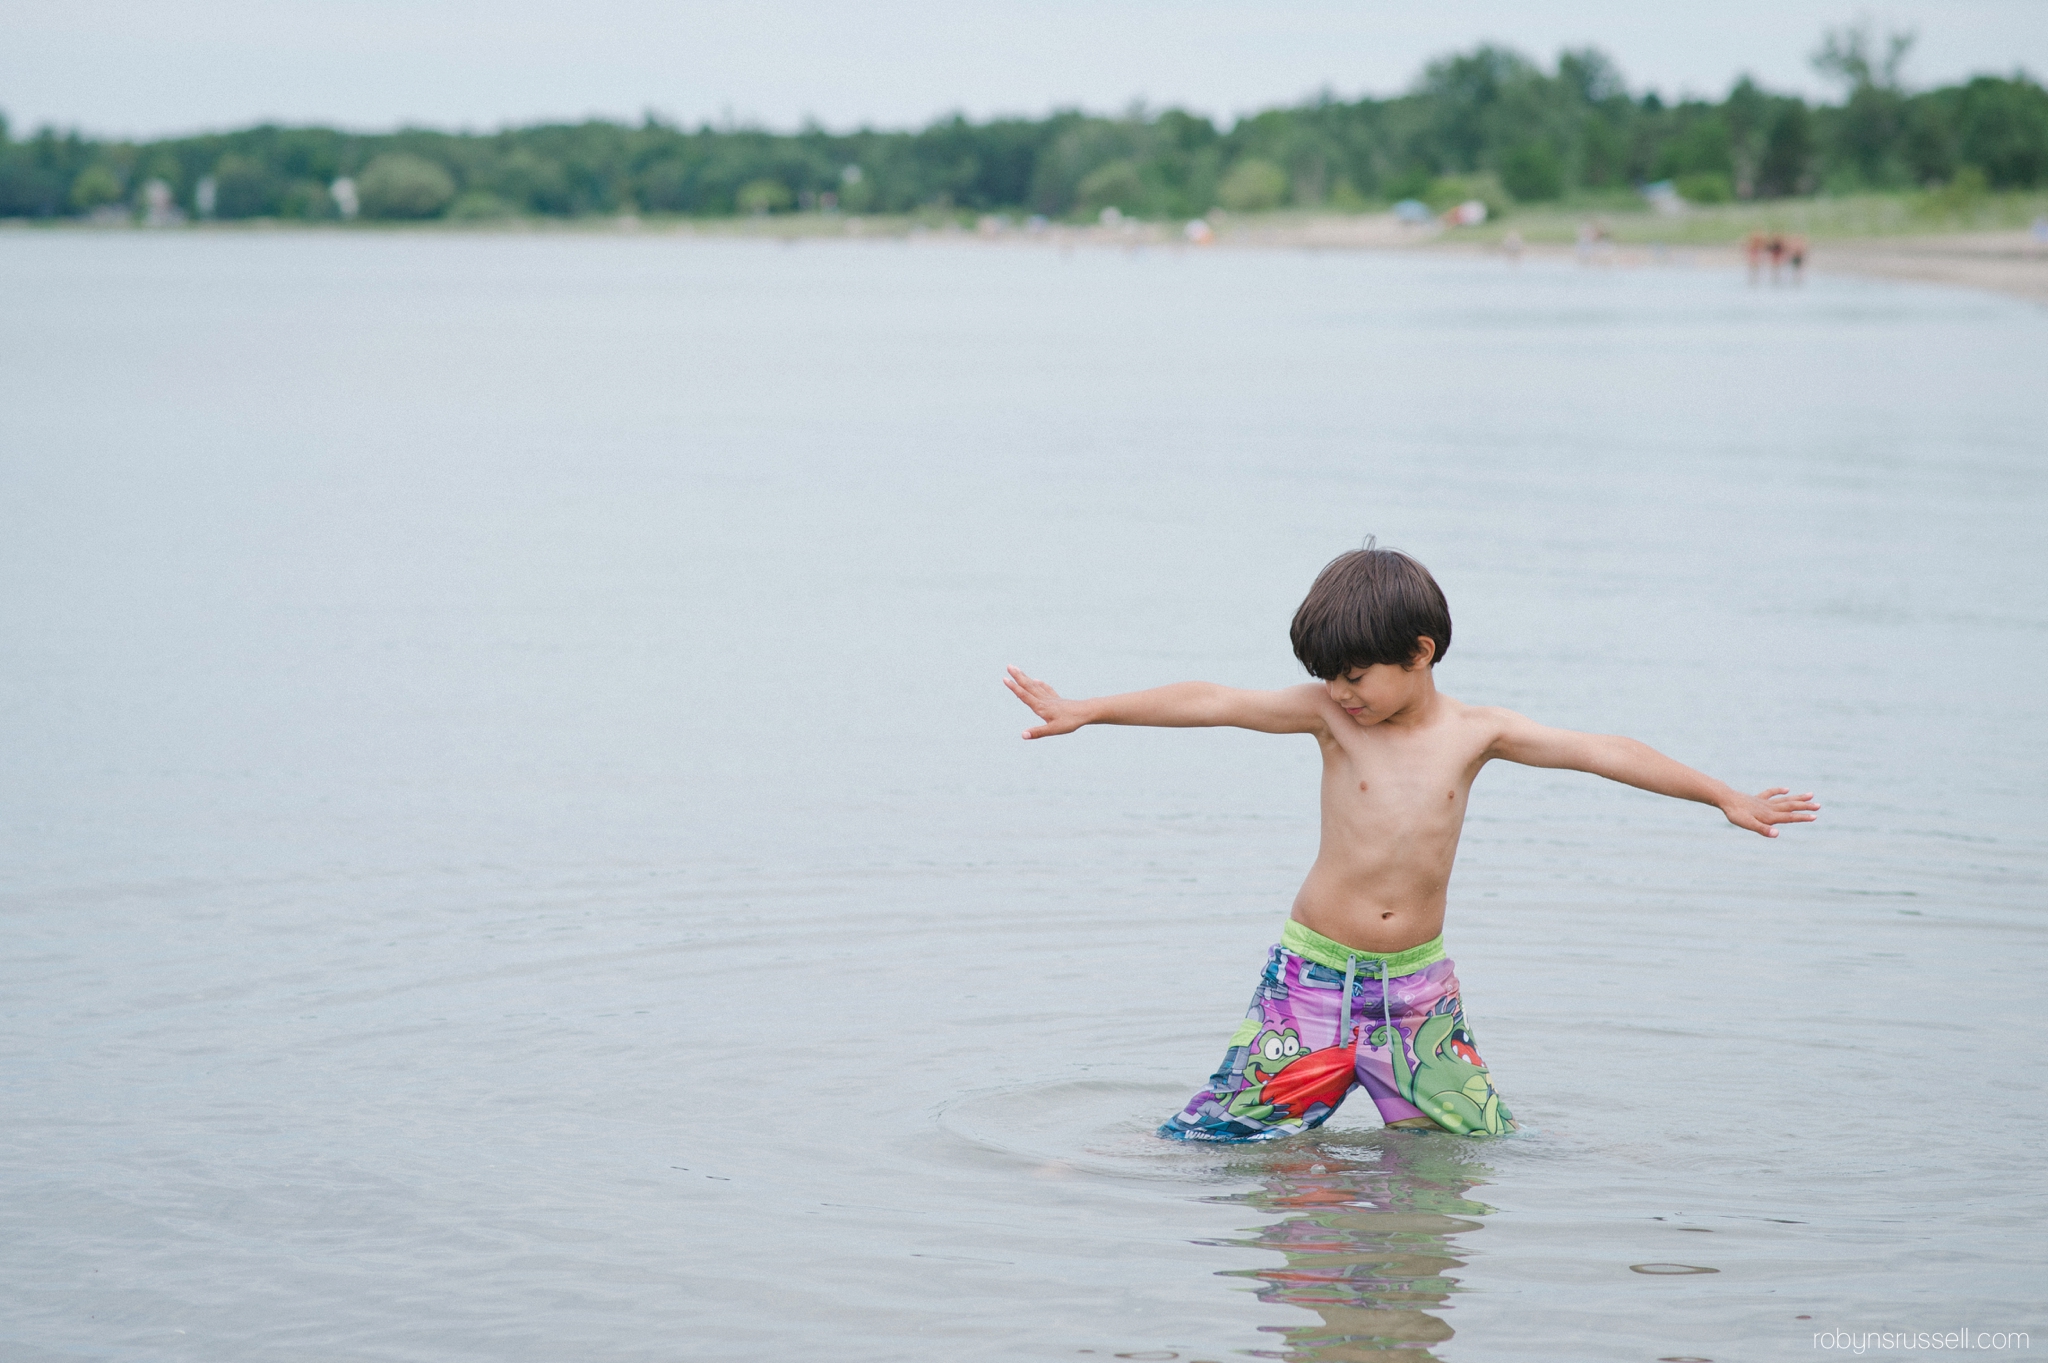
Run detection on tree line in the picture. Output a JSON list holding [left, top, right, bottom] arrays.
[[4, 31, 2045, 223]]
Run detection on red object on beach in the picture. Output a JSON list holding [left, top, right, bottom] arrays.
[[1260, 1041, 1359, 1117]]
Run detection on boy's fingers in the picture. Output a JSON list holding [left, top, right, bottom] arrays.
[[1004, 676, 1060, 718], [1732, 808, 1786, 835]]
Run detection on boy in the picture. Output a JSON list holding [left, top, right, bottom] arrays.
[[1004, 547, 1817, 1141]]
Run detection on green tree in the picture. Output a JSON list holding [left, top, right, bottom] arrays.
[[1755, 101, 1814, 196], [278, 180, 335, 219], [1812, 23, 1913, 90], [1954, 76, 2048, 187], [211, 153, 278, 217], [1722, 77, 1770, 196], [1217, 157, 1288, 211], [1650, 108, 1735, 181], [634, 157, 698, 212], [1499, 143, 1563, 199], [735, 177, 792, 213], [487, 147, 571, 213], [1028, 116, 1149, 214], [1, 128, 94, 216], [1075, 159, 1143, 213], [1812, 24, 1915, 187], [446, 191, 516, 220], [1674, 171, 1734, 202], [356, 153, 456, 219], [67, 163, 123, 211]]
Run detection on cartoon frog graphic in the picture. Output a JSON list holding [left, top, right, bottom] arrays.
[[1370, 997, 1513, 1136], [1227, 1021, 1359, 1125], [1223, 1023, 1299, 1122]]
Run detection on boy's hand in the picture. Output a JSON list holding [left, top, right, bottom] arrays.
[[1721, 787, 1820, 838], [1004, 666, 1090, 739]]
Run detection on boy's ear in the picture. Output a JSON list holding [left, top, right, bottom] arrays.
[[1406, 636, 1437, 670]]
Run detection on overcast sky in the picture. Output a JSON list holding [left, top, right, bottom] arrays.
[[7, 0, 2047, 139]]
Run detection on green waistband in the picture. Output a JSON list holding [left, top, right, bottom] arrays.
[[1281, 920, 1447, 977]]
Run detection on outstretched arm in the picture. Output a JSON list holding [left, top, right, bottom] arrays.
[[1486, 709, 1819, 838], [1004, 666, 1327, 740]]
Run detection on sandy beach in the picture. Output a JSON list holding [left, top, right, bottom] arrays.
[[1196, 214, 2048, 304], [927, 210, 2048, 304], [1806, 230, 2048, 303]]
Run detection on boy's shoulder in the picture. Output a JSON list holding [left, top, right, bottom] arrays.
[[1435, 693, 1515, 725], [1432, 695, 1525, 748]]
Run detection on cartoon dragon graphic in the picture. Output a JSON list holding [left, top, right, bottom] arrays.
[[1369, 997, 1513, 1136]]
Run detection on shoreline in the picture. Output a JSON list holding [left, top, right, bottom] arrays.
[[11, 210, 2047, 305], [1415, 232, 2048, 304], [1795, 232, 2048, 304], [1171, 213, 2048, 305]]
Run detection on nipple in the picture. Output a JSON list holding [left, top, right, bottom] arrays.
[[1358, 780, 1369, 791], [1446, 791, 1455, 800]]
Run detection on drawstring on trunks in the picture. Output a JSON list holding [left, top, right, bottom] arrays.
[[1339, 957, 1356, 1048], [1337, 953, 1398, 1055]]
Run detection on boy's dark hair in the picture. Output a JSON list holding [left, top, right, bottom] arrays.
[[1290, 546, 1452, 677]]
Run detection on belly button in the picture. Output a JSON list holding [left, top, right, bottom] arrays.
[[1381, 911, 1394, 919], [1359, 780, 1369, 790]]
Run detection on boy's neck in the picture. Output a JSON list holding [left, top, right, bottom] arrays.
[[1380, 669, 1441, 728]]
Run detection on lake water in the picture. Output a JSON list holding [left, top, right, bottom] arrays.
[[3, 230, 2044, 1363]]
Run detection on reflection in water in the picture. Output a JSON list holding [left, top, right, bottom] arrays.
[[1210, 1133, 1494, 1362]]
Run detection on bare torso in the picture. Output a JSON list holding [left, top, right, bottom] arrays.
[[1290, 690, 1499, 953], [1003, 660, 1816, 955]]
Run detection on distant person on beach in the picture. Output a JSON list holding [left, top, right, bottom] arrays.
[[1767, 233, 1786, 283], [1005, 547, 1818, 1140], [1745, 231, 1766, 285], [1787, 234, 1807, 284]]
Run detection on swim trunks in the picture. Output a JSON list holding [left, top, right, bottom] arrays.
[[1159, 921, 1514, 1141]]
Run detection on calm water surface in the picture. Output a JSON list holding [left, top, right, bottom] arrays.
[[2, 232, 2044, 1362]]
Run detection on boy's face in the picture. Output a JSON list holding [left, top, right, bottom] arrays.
[[1324, 639, 1434, 724]]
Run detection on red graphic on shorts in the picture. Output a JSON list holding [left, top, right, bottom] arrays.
[[1259, 1040, 1358, 1118]]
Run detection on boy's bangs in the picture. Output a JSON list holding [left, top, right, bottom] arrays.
[[1290, 548, 1452, 677]]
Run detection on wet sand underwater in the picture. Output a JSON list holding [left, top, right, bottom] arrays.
[[2, 233, 2044, 1361]]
